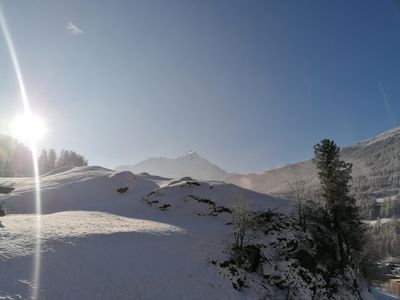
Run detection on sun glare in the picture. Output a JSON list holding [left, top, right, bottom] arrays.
[[11, 113, 46, 142]]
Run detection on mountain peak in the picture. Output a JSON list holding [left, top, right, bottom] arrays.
[[116, 151, 228, 180], [184, 151, 199, 157]]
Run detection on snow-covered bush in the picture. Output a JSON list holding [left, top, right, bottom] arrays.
[[219, 210, 366, 299], [0, 186, 13, 216], [232, 199, 253, 251]]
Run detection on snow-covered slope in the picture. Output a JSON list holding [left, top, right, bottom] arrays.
[[116, 151, 229, 181], [0, 166, 294, 300], [143, 177, 292, 217], [0, 167, 384, 299], [0, 166, 158, 215]]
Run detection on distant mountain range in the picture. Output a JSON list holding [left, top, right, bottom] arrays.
[[116, 151, 229, 181], [228, 128, 400, 207], [117, 127, 400, 219]]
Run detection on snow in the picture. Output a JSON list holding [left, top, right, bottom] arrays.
[[0, 211, 184, 259], [364, 218, 394, 226], [0, 166, 380, 299], [376, 196, 398, 204], [144, 178, 292, 217], [0, 166, 158, 215], [116, 151, 229, 181], [0, 167, 292, 299], [370, 288, 400, 300], [354, 127, 400, 148]]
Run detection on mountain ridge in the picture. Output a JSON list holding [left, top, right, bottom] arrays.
[[117, 127, 400, 219], [227, 127, 400, 219], [116, 151, 229, 181]]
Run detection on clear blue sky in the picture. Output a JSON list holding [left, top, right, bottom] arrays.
[[0, 0, 400, 173]]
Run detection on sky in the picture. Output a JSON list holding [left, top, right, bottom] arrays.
[[0, 0, 400, 173]]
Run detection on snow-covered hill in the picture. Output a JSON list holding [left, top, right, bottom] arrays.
[[116, 151, 229, 181], [0, 166, 289, 300], [0, 167, 158, 215], [143, 177, 291, 217], [0, 166, 387, 299]]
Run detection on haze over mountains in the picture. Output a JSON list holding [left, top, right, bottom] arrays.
[[118, 127, 400, 219], [116, 151, 229, 181], [228, 127, 400, 213]]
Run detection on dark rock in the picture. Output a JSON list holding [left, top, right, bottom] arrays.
[[116, 187, 129, 193]]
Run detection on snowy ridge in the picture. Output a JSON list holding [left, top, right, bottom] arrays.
[[144, 177, 291, 217], [349, 127, 400, 148], [0, 166, 158, 215]]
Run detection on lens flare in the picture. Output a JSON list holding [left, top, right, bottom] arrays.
[[0, 6, 42, 300], [11, 113, 46, 143]]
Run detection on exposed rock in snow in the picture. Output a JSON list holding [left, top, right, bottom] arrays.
[[143, 178, 291, 217]]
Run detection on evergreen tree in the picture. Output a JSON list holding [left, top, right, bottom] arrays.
[[48, 149, 57, 171], [313, 139, 364, 267], [0, 135, 33, 177], [56, 149, 66, 168], [369, 218, 400, 259], [63, 150, 71, 166], [38, 149, 49, 174], [55, 149, 88, 168]]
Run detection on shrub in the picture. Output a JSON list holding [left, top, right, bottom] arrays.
[[0, 205, 5, 217]]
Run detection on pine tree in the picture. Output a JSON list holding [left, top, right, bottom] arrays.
[[63, 150, 71, 166], [55, 149, 88, 168], [56, 149, 65, 168], [38, 149, 49, 174], [48, 149, 57, 171], [313, 139, 364, 267]]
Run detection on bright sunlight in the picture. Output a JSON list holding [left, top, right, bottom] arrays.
[[11, 113, 46, 142]]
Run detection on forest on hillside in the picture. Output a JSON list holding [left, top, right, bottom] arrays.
[[0, 134, 88, 177]]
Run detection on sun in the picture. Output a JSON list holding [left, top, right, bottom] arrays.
[[11, 113, 46, 143]]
